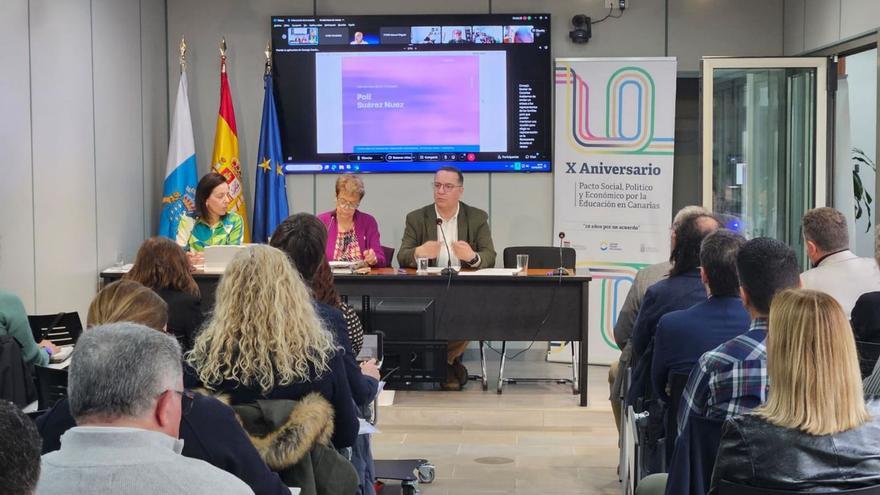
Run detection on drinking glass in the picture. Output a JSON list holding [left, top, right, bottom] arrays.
[[416, 257, 429, 274], [516, 254, 529, 274]]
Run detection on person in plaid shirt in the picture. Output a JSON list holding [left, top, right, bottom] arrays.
[[677, 237, 801, 435]]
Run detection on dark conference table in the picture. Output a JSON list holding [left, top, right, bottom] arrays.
[[101, 267, 592, 406]]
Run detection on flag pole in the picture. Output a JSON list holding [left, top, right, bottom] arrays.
[[264, 40, 272, 76], [219, 37, 227, 73], [179, 36, 186, 75]]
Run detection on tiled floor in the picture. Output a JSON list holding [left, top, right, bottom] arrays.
[[372, 354, 620, 495]]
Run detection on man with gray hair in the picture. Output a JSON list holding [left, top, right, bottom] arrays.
[[608, 205, 709, 431], [801, 207, 880, 317], [37, 323, 253, 495]]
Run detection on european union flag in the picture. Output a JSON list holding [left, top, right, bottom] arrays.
[[252, 72, 289, 243]]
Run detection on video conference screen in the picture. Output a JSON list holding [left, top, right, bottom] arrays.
[[270, 14, 551, 174]]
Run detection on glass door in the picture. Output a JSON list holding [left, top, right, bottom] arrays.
[[702, 57, 829, 266]]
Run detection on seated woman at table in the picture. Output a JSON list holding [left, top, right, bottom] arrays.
[[186, 244, 359, 449], [708, 289, 880, 494], [317, 174, 385, 267], [124, 236, 204, 350], [176, 172, 243, 253], [0, 290, 57, 367]]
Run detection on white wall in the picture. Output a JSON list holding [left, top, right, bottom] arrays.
[[784, 0, 880, 55], [168, 0, 783, 268], [0, 0, 167, 317]]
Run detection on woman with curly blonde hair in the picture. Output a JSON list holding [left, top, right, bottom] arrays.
[[186, 244, 359, 448]]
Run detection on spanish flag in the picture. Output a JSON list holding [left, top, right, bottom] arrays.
[[211, 42, 250, 242]]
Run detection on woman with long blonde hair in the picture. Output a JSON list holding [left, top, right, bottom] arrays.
[[186, 244, 358, 448], [709, 289, 880, 493]]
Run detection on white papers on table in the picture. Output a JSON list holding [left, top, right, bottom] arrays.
[[103, 263, 134, 273], [459, 268, 521, 276], [358, 418, 380, 435]]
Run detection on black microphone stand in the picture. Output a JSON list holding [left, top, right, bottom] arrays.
[[436, 218, 458, 277], [554, 231, 569, 276]]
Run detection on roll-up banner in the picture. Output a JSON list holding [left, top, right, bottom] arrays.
[[551, 57, 677, 365]]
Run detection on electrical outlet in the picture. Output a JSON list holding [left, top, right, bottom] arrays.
[[605, 0, 615, 8]]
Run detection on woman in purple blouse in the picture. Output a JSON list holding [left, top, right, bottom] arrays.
[[317, 174, 387, 267]]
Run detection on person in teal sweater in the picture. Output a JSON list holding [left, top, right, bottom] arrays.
[[0, 291, 57, 366]]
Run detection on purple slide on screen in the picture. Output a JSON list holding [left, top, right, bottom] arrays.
[[341, 55, 480, 152]]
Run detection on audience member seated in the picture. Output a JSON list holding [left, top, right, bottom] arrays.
[[271, 214, 381, 495], [271, 213, 380, 406], [638, 239, 803, 495], [800, 207, 880, 316], [176, 172, 243, 254], [317, 173, 386, 267], [609, 205, 708, 431], [652, 229, 750, 405], [37, 323, 254, 494], [36, 279, 292, 495], [0, 290, 58, 367], [678, 237, 801, 435], [709, 289, 880, 494], [0, 399, 41, 495], [124, 236, 204, 350], [186, 245, 359, 449], [853, 226, 880, 378], [626, 212, 720, 407], [312, 260, 365, 356]]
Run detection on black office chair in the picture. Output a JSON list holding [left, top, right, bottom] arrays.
[[665, 414, 726, 495], [719, 481, 880, 495], [380, 245, 395, 268], [855, 340, 880, 379], [28, 312, 83, 347], [493, 246, 577, 394], [664, 371, 691, 464], [34, 366, 69, 410]]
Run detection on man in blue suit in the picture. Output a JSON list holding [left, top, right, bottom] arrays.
[[626, 213, 720, 406], [651, 229, 751, 404]]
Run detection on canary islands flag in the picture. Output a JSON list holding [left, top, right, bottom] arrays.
[[159, 71, 198, 239], [211, 57, 250, 242], [252, 72, 289, 243]]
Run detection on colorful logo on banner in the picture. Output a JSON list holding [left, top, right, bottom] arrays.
[[555, 65, 674, 155], [552, 58, 677, 365]]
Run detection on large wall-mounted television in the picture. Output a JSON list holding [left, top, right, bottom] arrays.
[[270, 14, 551, 174]]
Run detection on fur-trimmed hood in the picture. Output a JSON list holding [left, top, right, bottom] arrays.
[[199, 390, 335, 470]]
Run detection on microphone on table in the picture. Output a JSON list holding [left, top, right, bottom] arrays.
[[554, 231, 569, 276], [436, 218, 458, 277], [328, 211, 337, 234]]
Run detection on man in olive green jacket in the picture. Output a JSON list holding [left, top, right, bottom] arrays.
[[397, 166, 496, 390]]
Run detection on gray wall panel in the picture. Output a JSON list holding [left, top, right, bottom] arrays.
[[784, 0, 805, 56], [166, 0, 313, 215], [141, 0, 168, 238], [840, 0, 880, 41], [493, 0, 666, 60], [804, 0, 841, 51], [668, 0, 784, 72], [29, 0, 98, 316], [93, 0, 145, 268], [0, 0, 37, 310], [317, 0, 489, 15]]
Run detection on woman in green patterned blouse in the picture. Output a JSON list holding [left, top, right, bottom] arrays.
[[176, 172, 243, 254]]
